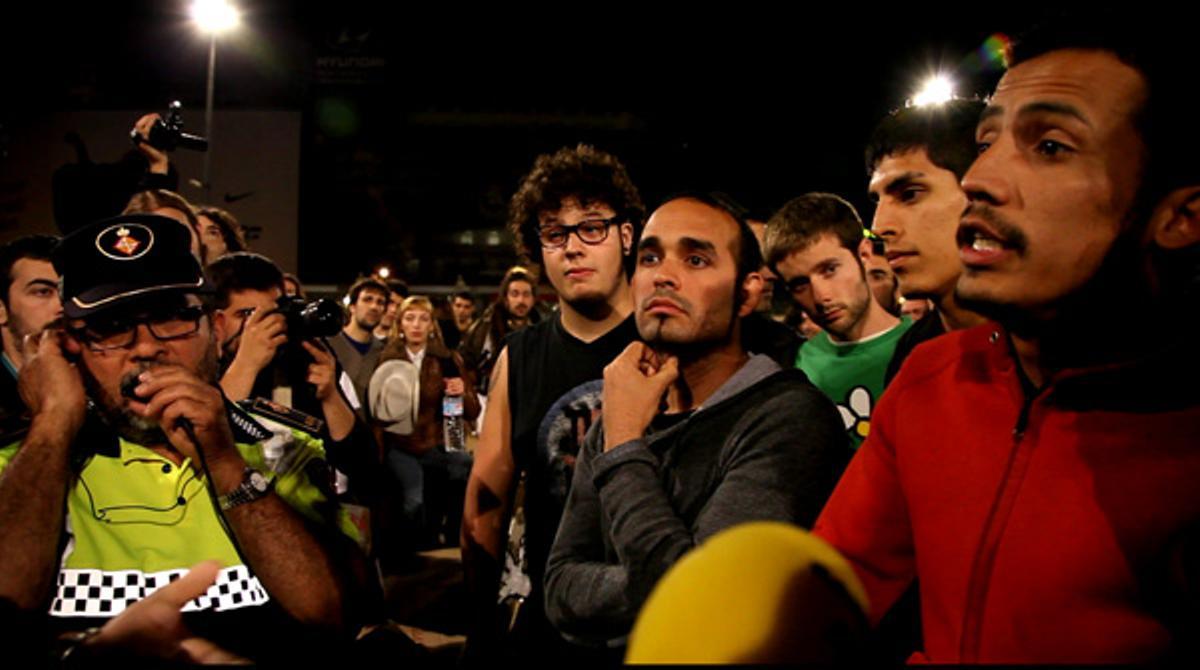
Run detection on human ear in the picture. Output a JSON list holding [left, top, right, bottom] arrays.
[[1149, 186, 1200, 250], [857, 237, 873, 262], [211, 310, 229, 344], [0, 300, 7, 328], [738, 272, 764, 317], [61, 330, 82, 358], [620, 222, 634, 255]]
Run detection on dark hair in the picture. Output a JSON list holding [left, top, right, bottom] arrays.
[[383, 278, 409, 300], [347, 276, 389, 305], [282, 272, 305, 298], [205, 252, 284, 309], [1010, 12, 1196, 211], [865, 98, 986, 180], [495, 266, 535, 319], [451, 289, 474, 303], [195, 206, 248, 254], [656, 192, 764, 289], [762, 193, 864, 273], [508, 144, 645, 277], [0, 235, 59, 307]]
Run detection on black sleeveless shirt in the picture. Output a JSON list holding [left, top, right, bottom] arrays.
[[506, 312, 638, 589]]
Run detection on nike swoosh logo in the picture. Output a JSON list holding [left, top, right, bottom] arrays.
[[224, 191, 255, 203]]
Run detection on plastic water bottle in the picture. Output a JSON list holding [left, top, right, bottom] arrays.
[[443, 395, 465, 451]]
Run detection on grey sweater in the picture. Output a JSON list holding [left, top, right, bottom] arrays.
[[543, 354, 849, 647]]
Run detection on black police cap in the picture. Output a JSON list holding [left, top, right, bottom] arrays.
[[53, 213, 210, 318]]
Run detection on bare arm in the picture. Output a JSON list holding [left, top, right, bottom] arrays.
[[302, 340, 355, 441], [218, 309, 286, 402], [135, 366, 357, 631], [0, 332, 87, 609], [131, 113, 170, 175], [460, 346, 516, 653]]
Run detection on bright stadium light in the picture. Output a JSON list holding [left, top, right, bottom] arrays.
[[912, 74, 955, 107], [190, 0, 239, 34], [377, 266, 391, 279], [188, 1, 240, 194]]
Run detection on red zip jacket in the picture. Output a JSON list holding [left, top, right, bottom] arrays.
[[814, 324, 1200, 663]]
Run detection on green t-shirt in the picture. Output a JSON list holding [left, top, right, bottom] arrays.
[[796, 318, 912, 448]]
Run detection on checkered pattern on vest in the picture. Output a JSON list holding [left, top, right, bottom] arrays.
[[51, 564, 269, 617]]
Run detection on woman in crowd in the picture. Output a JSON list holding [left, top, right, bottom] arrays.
[[373, 296, 480, 549]]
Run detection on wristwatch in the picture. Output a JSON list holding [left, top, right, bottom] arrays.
[[219, 468, 273, 511]]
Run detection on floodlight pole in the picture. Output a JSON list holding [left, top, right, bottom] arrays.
[[202, 33, 216, 195]]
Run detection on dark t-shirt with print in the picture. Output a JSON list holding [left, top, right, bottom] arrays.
[[506, 313, 638, 591]]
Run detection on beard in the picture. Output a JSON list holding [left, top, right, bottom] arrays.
[[354, 314, 380, 332], [637, 287, 739, 360], [82, 338, 221, 446], [820, 284, 872, 341], [955, 204, 1158, 369]]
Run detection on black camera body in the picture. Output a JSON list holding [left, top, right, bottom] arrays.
[[260, 296, 346, 418], [275, 296, 344, 341], [131, 101, 209, 152]]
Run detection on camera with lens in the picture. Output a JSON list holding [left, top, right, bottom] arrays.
[[267, 296, 346, 404], [274, 296, 344, 340], [130, 101, 209, 152]]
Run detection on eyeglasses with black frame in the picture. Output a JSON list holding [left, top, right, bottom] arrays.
[[69, 305, 208, 352], [538, 216, 623, 249]]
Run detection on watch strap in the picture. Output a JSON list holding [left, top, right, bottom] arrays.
[[219, 468, 273, 511]]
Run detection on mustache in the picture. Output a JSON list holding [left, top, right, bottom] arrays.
[[640, 289, 692, 314], [961, 202, 1029, 253]]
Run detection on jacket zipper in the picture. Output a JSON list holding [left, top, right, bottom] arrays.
[[958, 394, 1037, 661]]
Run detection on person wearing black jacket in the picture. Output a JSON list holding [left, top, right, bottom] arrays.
[[206, 253, 380, 530]]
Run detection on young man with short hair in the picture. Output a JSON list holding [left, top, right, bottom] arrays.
[[0, 235, 62, 424], [441, 290, 476, 351], [815, 15, 1200, 662], [462, 144, 643, 660], [864, 98, 988, 382], [544, 194, 847, 653], [206, 253, 377, 505], [764, 193, 911, 448], [328, 277, 389, 413], [862, 234, 900, 316]]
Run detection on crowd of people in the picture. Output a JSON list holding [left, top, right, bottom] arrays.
[[0, 11, 1198, 665]]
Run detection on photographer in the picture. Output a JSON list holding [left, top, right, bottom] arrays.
[[206, 253, 380, 507], [127, 104, 206, 199], [130, 113, 174, 187]]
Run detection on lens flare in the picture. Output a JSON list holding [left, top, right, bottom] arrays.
[[912, 75, 955, 107]]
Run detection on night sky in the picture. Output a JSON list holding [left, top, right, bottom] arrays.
[[1, 2, 1047, 286]]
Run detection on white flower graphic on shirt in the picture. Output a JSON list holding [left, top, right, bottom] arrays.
[[837, 386, 873, 440]]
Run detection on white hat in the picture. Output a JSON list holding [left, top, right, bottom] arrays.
[[368, 359, 420, 435]]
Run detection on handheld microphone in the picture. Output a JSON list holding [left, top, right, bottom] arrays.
[[121, 375, 194, 431]]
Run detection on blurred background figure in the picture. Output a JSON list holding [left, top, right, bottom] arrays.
[[282, 272, 305, 298], [459, 266, 537, 400], [374, 278, 410, 342], [862, 231, 900, 316], [329, 277, 389, 414], [441, 289, 476, 351], [195, 205, 248, 260], [123, 189, 205, 263], [899, 297, 931, 322]]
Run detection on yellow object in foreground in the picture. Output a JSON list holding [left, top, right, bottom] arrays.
[[627, 521, 869, 664]]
